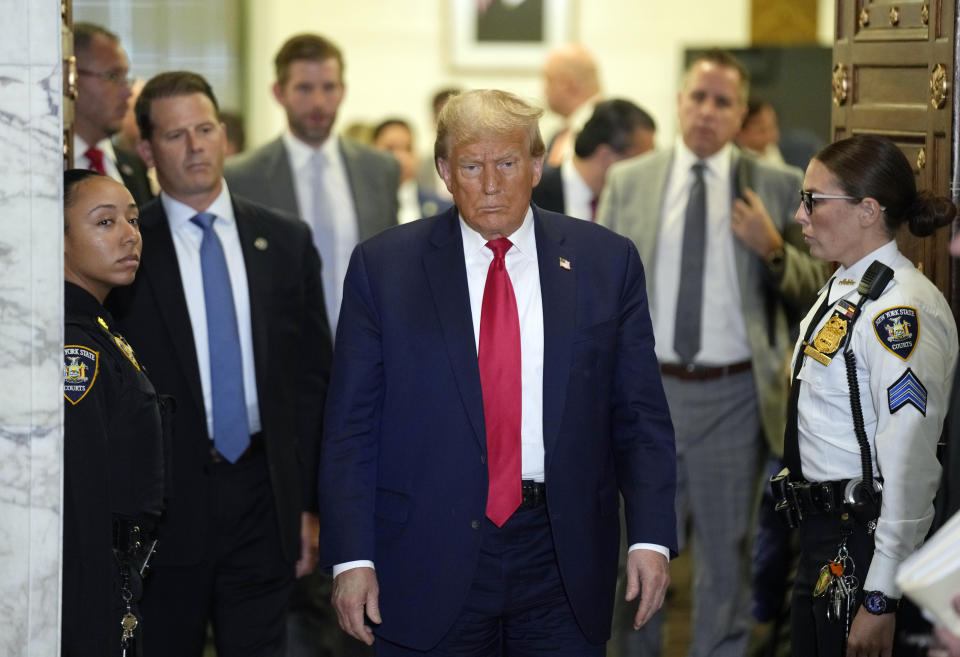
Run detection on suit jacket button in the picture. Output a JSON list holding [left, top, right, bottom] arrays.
[[471, 520, 480, 530], [480, 455, 486, 464]]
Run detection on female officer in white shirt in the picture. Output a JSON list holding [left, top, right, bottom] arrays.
[[779, 134, 958, 657]]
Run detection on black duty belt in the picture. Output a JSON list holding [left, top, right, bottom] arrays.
[[771, 467, 883, 530], [520, 480, 546, 509], [659, 360, 752, 381]]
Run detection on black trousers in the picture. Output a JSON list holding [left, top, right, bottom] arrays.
[[790, 511, 875, 657], [140, 450, 294, 657]]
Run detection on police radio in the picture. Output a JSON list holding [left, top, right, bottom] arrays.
[[842, 260, 894, 526]]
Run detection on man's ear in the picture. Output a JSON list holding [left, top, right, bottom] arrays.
[[437, 158, 454, 193], [136, 139, 155, 168], [531, 155, 544, 188], [271, 81, 283, 104]]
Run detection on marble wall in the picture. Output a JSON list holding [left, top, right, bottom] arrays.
[[0, 1, 64, 655]]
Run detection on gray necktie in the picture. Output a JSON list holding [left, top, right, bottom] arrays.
[[674, 162, 706, 364], [310, 151, 338, 328]]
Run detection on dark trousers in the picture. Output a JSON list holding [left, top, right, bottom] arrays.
[[790, 511, 875, 657], [375, 505, 604, 657], [140, 451, 294, 657]]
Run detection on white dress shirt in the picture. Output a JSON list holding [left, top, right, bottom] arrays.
[[334, 207, 666, 577], [794, 240, 957, 595], [397, 180, 421, 224], [461, 209, 546, 481], [652, 140, 751, 366], [283, 131, 360, 331], [73, 134, 123, 184], [560, 158, 595, 221], [162, 182, 262, 438]]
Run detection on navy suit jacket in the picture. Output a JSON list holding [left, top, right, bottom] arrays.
[[318, 205, 676, 649]]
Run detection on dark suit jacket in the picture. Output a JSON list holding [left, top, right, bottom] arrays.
[[319, 205, 677, 649], [530, 164, 565, 214], [224, 136, 400, 241], [114, 145, 155, 208], [107, 194, 332, 565]]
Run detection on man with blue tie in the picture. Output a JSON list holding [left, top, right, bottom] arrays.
[[319, 89, 677, 655], [107, 71, 332, 656]]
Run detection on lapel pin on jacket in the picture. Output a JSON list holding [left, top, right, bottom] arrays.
[[254, 237, 268, 251], [559, 256, 571, 270]]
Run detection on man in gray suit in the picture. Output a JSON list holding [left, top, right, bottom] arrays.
[[597, 50, 826, 657], [224, 33, 398, 657], [225, 33, 399, 334]]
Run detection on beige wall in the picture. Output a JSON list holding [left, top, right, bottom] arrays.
[[244, 0, 835, 159]]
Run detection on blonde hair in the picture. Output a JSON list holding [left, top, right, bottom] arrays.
[[434, 89, 545, 165]]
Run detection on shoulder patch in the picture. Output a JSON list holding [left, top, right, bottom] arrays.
[[63, 345, 99, 405], [887, 368, 927, 416], [873, 306, 918, 361]]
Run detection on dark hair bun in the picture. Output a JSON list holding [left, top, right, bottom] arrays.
[[907, 190, 957, 237]]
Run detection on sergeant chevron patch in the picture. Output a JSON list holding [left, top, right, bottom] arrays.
[[887, 368, 927, 416]]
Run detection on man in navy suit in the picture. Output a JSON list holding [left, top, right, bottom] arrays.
[[319, 89, 677, 655]]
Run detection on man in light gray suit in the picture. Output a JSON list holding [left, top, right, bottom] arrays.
[[225, 33, 399, 334], [597, 50, 827, 657], [224, 33, 398, 657]]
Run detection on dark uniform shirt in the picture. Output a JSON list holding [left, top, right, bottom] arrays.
[[62, 281, 166, 656]]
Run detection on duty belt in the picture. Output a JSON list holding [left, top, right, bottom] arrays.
[[770, 467, 882, 529]]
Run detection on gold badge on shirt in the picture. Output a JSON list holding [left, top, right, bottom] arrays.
[[803, 300, 857, 366], [113, 334, 142, 371]]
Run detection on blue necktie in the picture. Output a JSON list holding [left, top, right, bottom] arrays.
[[191, 213, 250, 462]]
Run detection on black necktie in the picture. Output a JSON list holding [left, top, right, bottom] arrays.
[[783, 279, 835, 479]]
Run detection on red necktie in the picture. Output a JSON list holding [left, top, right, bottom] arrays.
[[589, 196, 599, 222], [85, 146, 106, 175], [479, 237, 522, 527]]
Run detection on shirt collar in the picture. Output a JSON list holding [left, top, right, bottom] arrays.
[[161, 180, 235, 234], [283, 130, 339, 171], [459, 206, 536, 258], [673, 137, 732, 181], [73, 135, 118, 163], [829, 239, 900, 297]]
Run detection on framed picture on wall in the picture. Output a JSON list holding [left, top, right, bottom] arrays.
[[450, 0, 573, 71]]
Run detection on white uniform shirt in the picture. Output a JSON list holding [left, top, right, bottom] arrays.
[[794, 240, 957, 595]]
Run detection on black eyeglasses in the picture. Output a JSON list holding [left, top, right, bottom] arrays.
[[799, 189, 859, 215], [77, 69, 133, 87]]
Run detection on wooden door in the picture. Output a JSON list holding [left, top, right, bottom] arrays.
[[832, 0, 956, 314], [62, 0, 75, 168]]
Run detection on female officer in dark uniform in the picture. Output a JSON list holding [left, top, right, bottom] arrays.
[[62, 169, 166, 656], [775, 135, 958, 657]]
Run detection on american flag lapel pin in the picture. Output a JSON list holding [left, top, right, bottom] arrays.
[[558, 256, 571, 270]]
